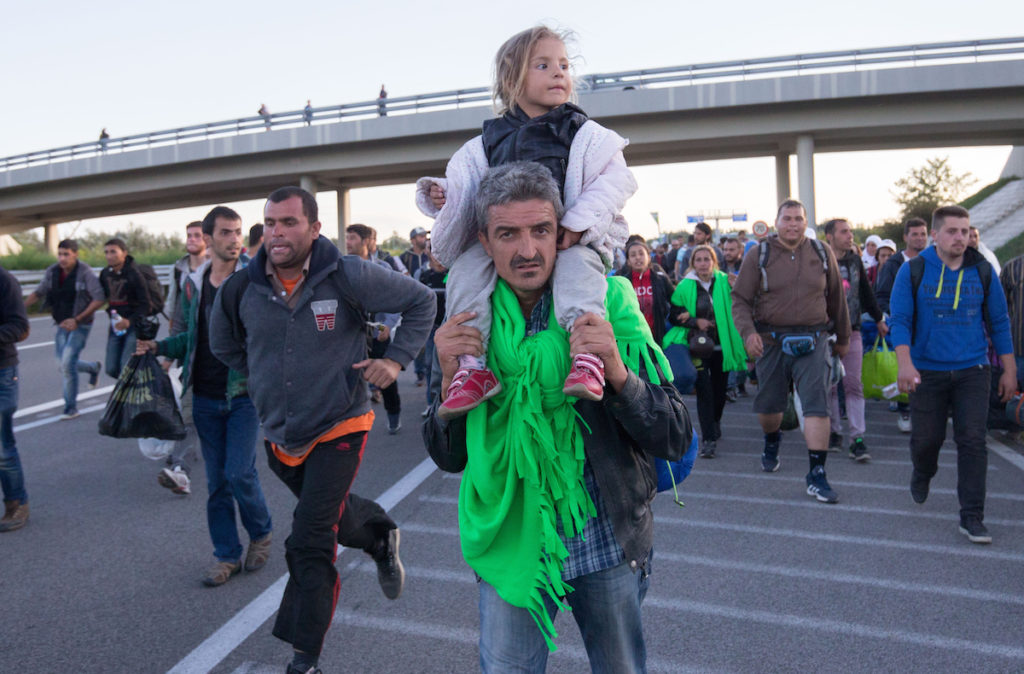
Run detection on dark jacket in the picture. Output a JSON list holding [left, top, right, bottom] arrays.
[[0, 266, 30, 369], [98, 255, 151, 328], [33, 261, 104, 324], [423, 349, 692, 575], [157, 260, 248, 401], [836, 249, 884, 331], [482, 103, 589, 194], [873, 250, 909, 314], [210, 237, 436, 452]]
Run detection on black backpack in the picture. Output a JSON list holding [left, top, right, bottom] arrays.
[[134, 263, 166, 316]]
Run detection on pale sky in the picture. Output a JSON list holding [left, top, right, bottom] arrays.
[[2, 0, 1021, 244]]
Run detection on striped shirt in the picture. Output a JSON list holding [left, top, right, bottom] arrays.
[[527, 291, 625, 581]]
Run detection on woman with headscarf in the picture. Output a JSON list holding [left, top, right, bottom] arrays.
[[663, 245, 747, 458]]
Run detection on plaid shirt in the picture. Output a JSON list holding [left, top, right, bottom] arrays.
[[527, 292, 625, 580]]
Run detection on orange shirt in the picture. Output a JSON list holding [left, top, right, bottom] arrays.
[[271, 411, 375, 466], [279, 274, 300, 296]]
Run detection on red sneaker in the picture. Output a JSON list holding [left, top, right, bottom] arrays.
[[562, 354, 605, 401], [438, 368, 502, 421]]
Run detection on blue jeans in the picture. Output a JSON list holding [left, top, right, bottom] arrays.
[[191, 394, 272, 562], [478, 557, 651, 673], [664, 343, 697, 396], [0, 367, 25, 503], [105, 327, 136, 379], [55, 324, 99, 414], [424, 325, 439, 406]]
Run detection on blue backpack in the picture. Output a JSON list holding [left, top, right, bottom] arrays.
[[656, 432, 699, 506]]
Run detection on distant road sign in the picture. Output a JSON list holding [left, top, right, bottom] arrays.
[[732, 213, 748, 222], [687, 215, 703, 224]]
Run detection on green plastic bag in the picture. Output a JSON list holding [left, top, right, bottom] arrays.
[[781, 392, 800, 430], [862, 337, 908, 403]]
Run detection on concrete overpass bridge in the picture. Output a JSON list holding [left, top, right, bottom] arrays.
[[3, 37, 1023, 251]]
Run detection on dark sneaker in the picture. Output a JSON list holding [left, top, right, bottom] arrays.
[[737, 384, 749, 397], [761, 436, 781, 472], [202, 560, 241, 587], [849, 438, 870, 462], [958, 517, 992, 544], [244, 532, 272, 572], [699, 440, 716, 459], [372, 528, 405, 600], [910, 470, 930, 504], [88, 363, 101, 389], [828, 431, 843, 452], [387, 413, 401, 435], [286, 662, 322, 674], [806, 466, 838, 503]]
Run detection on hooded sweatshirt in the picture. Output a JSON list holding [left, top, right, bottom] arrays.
[[890, 245, 1012, 371]]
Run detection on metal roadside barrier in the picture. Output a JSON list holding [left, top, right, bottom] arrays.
[[13, 264, 173, 298], [2, 37, 1021, 172]]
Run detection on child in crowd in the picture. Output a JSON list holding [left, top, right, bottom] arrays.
[[416, 25, 638, 420]]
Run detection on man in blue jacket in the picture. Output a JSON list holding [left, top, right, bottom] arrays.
[[891, 205, 1016, 545]]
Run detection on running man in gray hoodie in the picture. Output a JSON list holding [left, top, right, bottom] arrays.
[[210, 186, 435, 674]]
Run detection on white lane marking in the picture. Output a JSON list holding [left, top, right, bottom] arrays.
[[167, 457, 438, 674], [657, 551, 1024, 606], [656, 518, 1024, 562], [15, 385, 114, 418], [988, 435, 1024, 472], [28, 316, 52, 322], [13, 403, 106, 432], [644, 596, 1024, 660], [419, 492, 1024, 528], [16, 340, 55, 350], [229, 607, 693, 674], [689, 470, 1024, 502]]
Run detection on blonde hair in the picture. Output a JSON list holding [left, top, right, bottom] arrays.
[[686, 244, 719, 275], [493, 26, 579, 114]]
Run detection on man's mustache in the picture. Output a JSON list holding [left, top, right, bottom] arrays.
[[511, 254, 544, 269]]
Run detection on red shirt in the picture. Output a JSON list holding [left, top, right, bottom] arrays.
[[630, 269, 655, 332]]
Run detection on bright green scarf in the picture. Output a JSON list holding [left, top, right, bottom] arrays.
[[459, 276, 671, 649], [663, 270, 748, 372]]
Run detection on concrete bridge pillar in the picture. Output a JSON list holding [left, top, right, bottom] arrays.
[[775, 153, 791, 206], [337, 187, 351, 237], [796, 135, 816, 229], [43, 223, 59, 256], [299, 175, 317, 197]]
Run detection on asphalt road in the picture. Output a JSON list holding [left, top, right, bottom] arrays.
[[4, 315, 1023, 673]]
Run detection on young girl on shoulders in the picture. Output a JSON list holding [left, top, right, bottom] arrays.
[[416, 25, 638, 419]]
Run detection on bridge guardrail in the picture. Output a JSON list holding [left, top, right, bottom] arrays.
[[14, 264, 174, 299], [2, 37, 1022, 173]]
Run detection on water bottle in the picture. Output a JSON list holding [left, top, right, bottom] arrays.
[[110, 310, 128, 337]]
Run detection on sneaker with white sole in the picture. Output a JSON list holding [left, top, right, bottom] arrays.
[[438, 368, 502, 421], [897, 413, 912, 433], [158, 466, 191, 495], [806, 465, 839, 503], [88, 364, 101, 390], [60, 410, 80, 420], [958, 516, 992, 544], [372, 528, 405, 600]]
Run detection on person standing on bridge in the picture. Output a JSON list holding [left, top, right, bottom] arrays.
[[731, 199, 851, 503], [210, 186, 435, 674], [24, 239, 104, 420], [258, 103, 271, 130], [416, 25, 637, 422], [0, 264, 30, 532], [137, 206, 274, 584]]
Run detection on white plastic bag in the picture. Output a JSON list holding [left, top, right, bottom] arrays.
[[138, 437, 175, 460], [137, 366, 184, 460]]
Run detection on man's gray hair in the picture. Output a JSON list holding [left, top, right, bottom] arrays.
[[474, 162, 565, 235]]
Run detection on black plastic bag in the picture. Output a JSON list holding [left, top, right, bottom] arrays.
[[98, 352, 186, 440]]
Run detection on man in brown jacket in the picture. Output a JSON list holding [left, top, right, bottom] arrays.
[[731, 199, 851, 503]]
